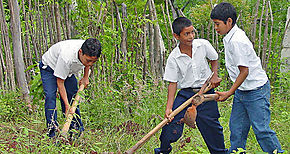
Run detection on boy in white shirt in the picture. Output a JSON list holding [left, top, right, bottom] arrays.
[[154, 17, 227, 154], [39, 38, 101, 138], [211, 2, 283, 153]]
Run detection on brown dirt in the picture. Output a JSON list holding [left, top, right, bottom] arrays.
[[113, 120, 145, 136]]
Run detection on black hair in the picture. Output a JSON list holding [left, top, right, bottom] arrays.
[[210, 2, 237, 26], [81, 38, 102, 58], [172, 17, 192, 36]]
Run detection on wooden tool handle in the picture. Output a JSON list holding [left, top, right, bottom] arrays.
[[125, 83, 214, 153], [60, 70, 91, 137]]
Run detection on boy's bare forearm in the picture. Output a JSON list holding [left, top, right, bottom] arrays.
[[166, 82, 177, 110], [210, 60, 222, 88], [83, 66, 90, 79], [210, 60, 219, 76], [57, 78, 69, 106], [228, 66, 248, 95]]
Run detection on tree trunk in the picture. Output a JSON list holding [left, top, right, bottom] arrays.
[[161, 4, 170, 56], [42, 5, 48, 51], [142, 24, 148, 81], [257, 0, 266, 57], [113, 1, 121, 65], [168, 0, 177, 19], [165, 0, 176, 49], [251, 0, 260, 45], [151, 0, 164, 78], [64, 2, 71, 39], [60, 6, 67, 40], [121, 3, 128, 65], [50, 3, 57, 44], [265, 1, 273, 72], [0, 40, 5, 92], [261, 1, 269, 69], [55, 2, 62, 42], [22, 0, 33, 67], [36, 0, 43, 58], [28, 0, 39, 61], [0, 0, 16, 90], [148, 0, 155, 74], [280, 7, 290, 73], [46, 4, 54, 45], [109, 1, 115, 83], [8, 0, 31, 103]]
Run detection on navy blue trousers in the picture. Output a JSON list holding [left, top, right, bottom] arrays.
[[39, 61, 84, 137], [159, 88, 227, 154]]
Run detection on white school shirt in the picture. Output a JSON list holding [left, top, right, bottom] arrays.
[[163, 39, 218, 89], [42, 39, 85, 80], [223, 25, 268, 90]]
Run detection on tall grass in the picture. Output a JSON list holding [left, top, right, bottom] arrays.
[[0, 78, 288, 153]]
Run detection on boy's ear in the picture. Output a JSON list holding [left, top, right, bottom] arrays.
[[173, 33, 180, 40], [78, 49, 83, 54], [227, 18, 233, 26]]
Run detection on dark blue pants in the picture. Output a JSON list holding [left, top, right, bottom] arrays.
[[39, 61, 84, 137], [159, 89, 227, 154]]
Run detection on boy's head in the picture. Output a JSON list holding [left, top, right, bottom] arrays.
[[172, 17, 195, 47], [172, 17, 192, 36], [79, 38, 102, 67], [210, 2, 237, 35]]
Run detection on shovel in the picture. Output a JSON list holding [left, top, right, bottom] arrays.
[[125, 73, 218, 154]]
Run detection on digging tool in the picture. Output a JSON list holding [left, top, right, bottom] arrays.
[[126, 73, 218, 154], [60, 70, 91, 138]]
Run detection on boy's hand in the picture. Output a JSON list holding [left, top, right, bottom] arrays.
[[165, 108, 173, 122], [210, 76, 222, 88], [79, 77, 89, 88], [65, 104, 75, 116], [65, 104, 70, 115], [216, 91, 231, 101]]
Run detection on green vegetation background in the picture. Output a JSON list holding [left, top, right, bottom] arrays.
[[0, 0, 289, 153]]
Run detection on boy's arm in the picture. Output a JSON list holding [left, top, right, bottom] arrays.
[[216, 66, 248, 101], [57, 77, 70, 114], [209, 60, 222, 88], [165, 82, 177, 122], [79, 66, 90, 88]]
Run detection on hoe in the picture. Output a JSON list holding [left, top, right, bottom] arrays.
[[126, 73, 219, 153]]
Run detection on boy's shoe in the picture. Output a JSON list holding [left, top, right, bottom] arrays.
[[154, 148, 161, 154], [154, 147, 172, 154], [48, 130, 56, 138]]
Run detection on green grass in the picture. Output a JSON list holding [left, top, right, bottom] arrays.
[[0, 82, 288, 153]]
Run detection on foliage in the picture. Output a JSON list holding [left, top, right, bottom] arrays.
[[0, 89, 28, 122], [0, 0, 289, 153], [0, 78, 289, 153]]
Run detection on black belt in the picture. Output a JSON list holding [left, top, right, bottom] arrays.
[[182, 87, 201, 92]]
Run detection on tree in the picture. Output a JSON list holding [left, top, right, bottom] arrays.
[[8, 0, 31, 109], [280, 7, 290, 73]]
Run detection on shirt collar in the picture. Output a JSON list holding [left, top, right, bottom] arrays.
[[224, 24, 239, 43], [174, 40, 202, 58], [73, 49, 84, 66]]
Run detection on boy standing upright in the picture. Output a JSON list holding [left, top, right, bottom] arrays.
[[154, 17, 227, 154], [211, 2, 284, 153], [39, 38, 101, 138]]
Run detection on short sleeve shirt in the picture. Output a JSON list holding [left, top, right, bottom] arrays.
[[223, 25, 268, 90], [42, 40, 85, 80], [163, 39, 218, 89]]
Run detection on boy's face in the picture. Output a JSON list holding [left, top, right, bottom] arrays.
[[174, 25, 195, 47], [212, 18, 232, 35], [78, 49, 98, 67]]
